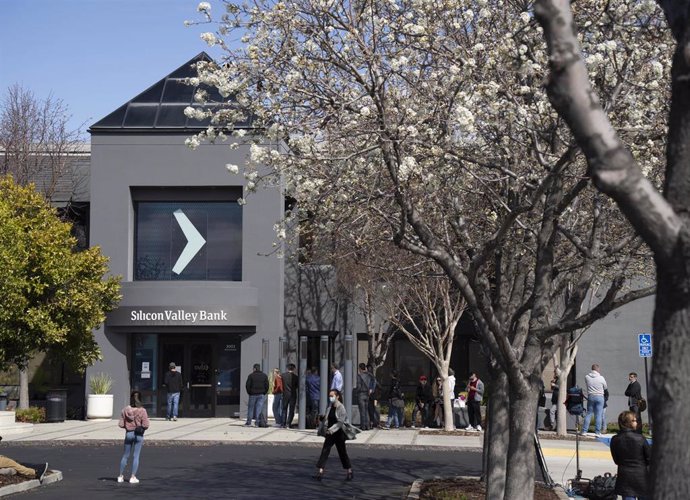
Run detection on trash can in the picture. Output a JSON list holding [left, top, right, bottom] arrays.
[[46, 389, 67, 422], [0, 393, 7, 411]]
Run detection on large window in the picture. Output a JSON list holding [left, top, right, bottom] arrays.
[[133, 188, 242, 281]]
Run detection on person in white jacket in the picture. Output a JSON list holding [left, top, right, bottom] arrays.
[[582, 364, 608, 436]]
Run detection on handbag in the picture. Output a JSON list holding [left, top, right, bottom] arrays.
[[342, 422, 361, 440], [637, 398, 647, 412], [134, 426, 146, 436], [317, 418, 327, 437], [392, 398, 405, 409]]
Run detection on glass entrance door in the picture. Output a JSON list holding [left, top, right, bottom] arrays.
[[188, 343, 213, 417], [160, 340, 215, 418]]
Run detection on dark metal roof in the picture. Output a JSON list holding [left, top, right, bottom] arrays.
[[89, 52, 250, 134]]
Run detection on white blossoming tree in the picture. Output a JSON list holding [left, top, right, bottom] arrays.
[[379, 256, 466, 432], [188, 0, 664, 497], [535, 0, 688, 497]]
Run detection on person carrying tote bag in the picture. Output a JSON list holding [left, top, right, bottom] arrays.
[[314, 389, 356, 481], [117, 391, 150, 484]]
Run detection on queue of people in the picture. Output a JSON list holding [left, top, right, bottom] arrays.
[[119, 358, 656, 486]]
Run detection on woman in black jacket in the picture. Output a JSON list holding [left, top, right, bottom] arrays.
[[610, 410, 650, 500]]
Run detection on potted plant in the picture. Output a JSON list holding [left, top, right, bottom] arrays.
[[86, 373, 114, 419]]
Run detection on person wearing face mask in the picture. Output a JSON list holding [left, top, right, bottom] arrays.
[[314, 389, 357, 481]]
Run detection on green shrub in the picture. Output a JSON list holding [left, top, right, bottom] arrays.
[[15, 407, 46, 423], [89, 373, 113, 394]]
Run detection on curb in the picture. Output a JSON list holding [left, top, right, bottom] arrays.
[[0, 469, 62, 497], [405, 475, 571, 500]]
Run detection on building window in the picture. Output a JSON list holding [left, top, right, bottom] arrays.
[[133, 188, 242, 281]]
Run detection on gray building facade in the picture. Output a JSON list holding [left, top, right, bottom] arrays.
[[87, 54, 284, 418]]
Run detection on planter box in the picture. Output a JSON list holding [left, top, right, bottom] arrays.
[[267, 394, 274, 418], [86, 394, 114, 419]]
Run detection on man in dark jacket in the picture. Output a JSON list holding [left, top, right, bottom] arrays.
[[625, 372, 643, 431], [163, 362, 183, 421], [305, 367, 321, 428], [281, 363, 299, 428], [355, 363, 372, 430], [412, 375, 433, 428], [245, 363, 269, 426], [367, 364, 381, 428]]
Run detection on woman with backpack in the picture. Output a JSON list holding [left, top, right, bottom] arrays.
[[117, 391, 150, 484], [610, 410, 650, 499]]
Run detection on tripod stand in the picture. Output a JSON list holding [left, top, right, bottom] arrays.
[[534, 432, 555, 487], [574, 414, 583, 481]]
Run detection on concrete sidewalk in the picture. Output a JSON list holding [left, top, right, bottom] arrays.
[[2, 419, 616, 494]]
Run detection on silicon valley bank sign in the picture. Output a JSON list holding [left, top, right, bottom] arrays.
[[106, 305, 257, 327], [132, 309, 227, 323]]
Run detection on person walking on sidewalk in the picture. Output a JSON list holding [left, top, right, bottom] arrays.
[[271, 368, 283, 427], [163, 362, 182, 421], [465, 372, 484, 431], [245, 363, 269, 426], [610, 410, 650, 500], [117, 391, 150, 484], [582, 364, 607, 436], [314, 389, 356, 481]]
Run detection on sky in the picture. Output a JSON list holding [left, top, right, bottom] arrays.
[[0, 0, 226, 137]]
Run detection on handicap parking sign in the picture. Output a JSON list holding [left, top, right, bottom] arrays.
[[638, 333, 652, 358]]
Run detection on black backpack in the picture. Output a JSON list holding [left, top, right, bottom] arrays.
[[566, 386, 585, 416], [586, 473, 616, 500], [257, 412, 268, 428]]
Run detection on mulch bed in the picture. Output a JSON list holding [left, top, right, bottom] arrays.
[[0, 474, 32, 487], [420, 477, 560, 499]]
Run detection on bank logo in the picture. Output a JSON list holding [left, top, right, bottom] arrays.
[[172, 210, 206, 274]]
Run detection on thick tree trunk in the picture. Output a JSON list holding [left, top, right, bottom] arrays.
[[19, 364, 29, 410], [442, 376, 454, 432], [649, 276, 690, 498], [483, 371, 508, 500], [504, 385, 539, 500], [556, 370, 570, 436]]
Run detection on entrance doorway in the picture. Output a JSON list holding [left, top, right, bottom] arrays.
[[160, 340, 215, 418], [131, 333, 242, 418]]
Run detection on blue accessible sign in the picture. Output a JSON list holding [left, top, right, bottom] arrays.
[[638, 333, 652, 358]]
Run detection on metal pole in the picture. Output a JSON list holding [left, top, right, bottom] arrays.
[[298, 336, 307, 430], [261, 339, 269, 374], [319, 335, 329, 414], [262, 339, 269, 417], [344, 334, 353, 421], [279, 337, 287, 373]]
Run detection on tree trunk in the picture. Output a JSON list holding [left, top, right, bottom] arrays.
[[18, 364, 29, 410], [556, 370, 570, 436], [649, 277, 690, 498], [441, 376, 455, 431], [483, 371, 508, 500], [504, 385, 539, 500]]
